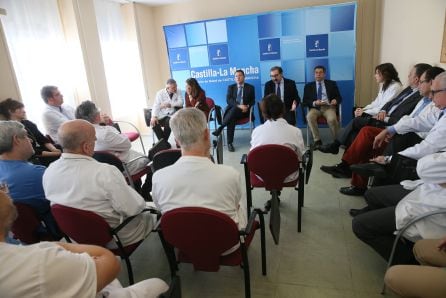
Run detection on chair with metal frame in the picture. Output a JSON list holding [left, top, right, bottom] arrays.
[[381, 208, 446, 294], [112, 120, 146, 155], [11, 202, 62, 244], [301, 103, 342, 146], [51, 204, 158, 285], [157, 206, 266, 298], [151, 149, 182, 173], [92, 151, 150, 191], [241, 144, 307, 239]]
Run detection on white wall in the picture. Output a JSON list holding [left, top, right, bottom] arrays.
[[379, 0, 446, 84]]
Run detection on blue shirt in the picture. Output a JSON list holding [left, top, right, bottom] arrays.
[[0, 160, 50, 213]]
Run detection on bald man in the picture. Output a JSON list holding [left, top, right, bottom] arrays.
[[0, 191, 168, 297], [43, 120, 154, 247]]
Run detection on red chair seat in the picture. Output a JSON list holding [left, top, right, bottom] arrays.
[[249, 172, 298, 189], [123, 132, 140, 142], [236, 117, 250, 125]]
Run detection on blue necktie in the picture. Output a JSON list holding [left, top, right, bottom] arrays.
[[317, 82, 322, 100], [438, 110, 444, 121], [385, 88, 413, 113], [276, 84, 281, 98], [237, 86, 243, 104]]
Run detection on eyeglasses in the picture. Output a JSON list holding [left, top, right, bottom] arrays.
[[270, 73, 280, 78], [431, 88, 446, 97]]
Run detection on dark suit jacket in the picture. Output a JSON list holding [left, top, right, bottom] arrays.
[[226, 83, 255, 109], [264, 78, 300, 125], [303, 79, 342, 109], [381, 86, 422, 125]]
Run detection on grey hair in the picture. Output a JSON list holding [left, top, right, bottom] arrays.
[[75, 100, 99, 123], [170, 108, 207, 150], [40, 85, 57, 104], [58, 124, 89, 151], [436, 71, 446, 88], [0, 121, 27, 154], [166, 78, 177, 85]]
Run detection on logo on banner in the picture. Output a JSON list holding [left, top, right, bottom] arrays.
[[208, 44, 229, 65], [259, 38, 280, 61], [169, 48, 189, 70], [306, 34, 328, 57]]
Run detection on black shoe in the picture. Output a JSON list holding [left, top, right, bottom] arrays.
[[228, 143, 235, 152], [349, 206, 370, 217], [212, 127, 222, 137], [264, 199, 271, 211], [313, 140, 322, 149], [320, 163, 352, 178], [339, 186, 367, 196], [318, 142, 340, 154]]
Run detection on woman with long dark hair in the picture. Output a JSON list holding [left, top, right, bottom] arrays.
[[0, 98, 61, 165], [354, 63, 403, 117], [185, 78, 210, 119]]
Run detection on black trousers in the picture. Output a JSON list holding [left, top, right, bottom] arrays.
[[221, 106, 249, 144], [352, 185, 417, 265], [383, 132, 423, 156], [152, 117, 171, 141]]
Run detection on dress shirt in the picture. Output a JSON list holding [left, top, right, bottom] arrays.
[[384, 88, 418, 121], [152, 156, 247, 229], [362, 81, 402, 116], [43, 153, 153, 246], [152, 88, 183, 119], [398, 110, 446, 160], [395, 152, 446, 242], [250, 118, 305, 182], [388, 100, 439, 139], [0, 241, 96, 297], [94, 124, 149, 175], [276, 79, 284, 101], [314, 80, 328, 105], [42, 104, 75, 143]]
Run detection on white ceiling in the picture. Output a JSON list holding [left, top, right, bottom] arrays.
[[133, 0, 191, 6]]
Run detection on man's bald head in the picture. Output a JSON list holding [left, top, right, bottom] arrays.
[[58, 119, 96, 156], [0, 191, 17, 240]]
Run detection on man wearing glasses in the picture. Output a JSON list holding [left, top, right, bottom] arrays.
[[264, 66, 300, 125], [41, 85, 75, 143]]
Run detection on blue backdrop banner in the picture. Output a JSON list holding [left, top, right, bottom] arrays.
[[164, 2, 357, 127]]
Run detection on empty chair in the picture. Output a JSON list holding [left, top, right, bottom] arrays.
[[112, 120, 146, 155], [158, 206, 266, 298]]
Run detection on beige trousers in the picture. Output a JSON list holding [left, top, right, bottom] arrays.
[[384, 239, 446, 297], [306, 105, 339, 142]]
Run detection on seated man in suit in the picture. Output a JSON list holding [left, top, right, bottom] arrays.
[[0, 191, 169, 297], [213, 69, 255, 152], [264, 66, 300, 126], [323, 67, 444, 196], [41, 85, 75, 143], [43, 119, 154, 247], [319, 63, 432, 154], [150, 78, 183, 142], [0, 120, 60, 238], [303, 65, 342, 148], [152, 108, 247, 230]]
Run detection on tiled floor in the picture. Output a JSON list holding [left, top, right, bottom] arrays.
[[122, 128, 396, 297]]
